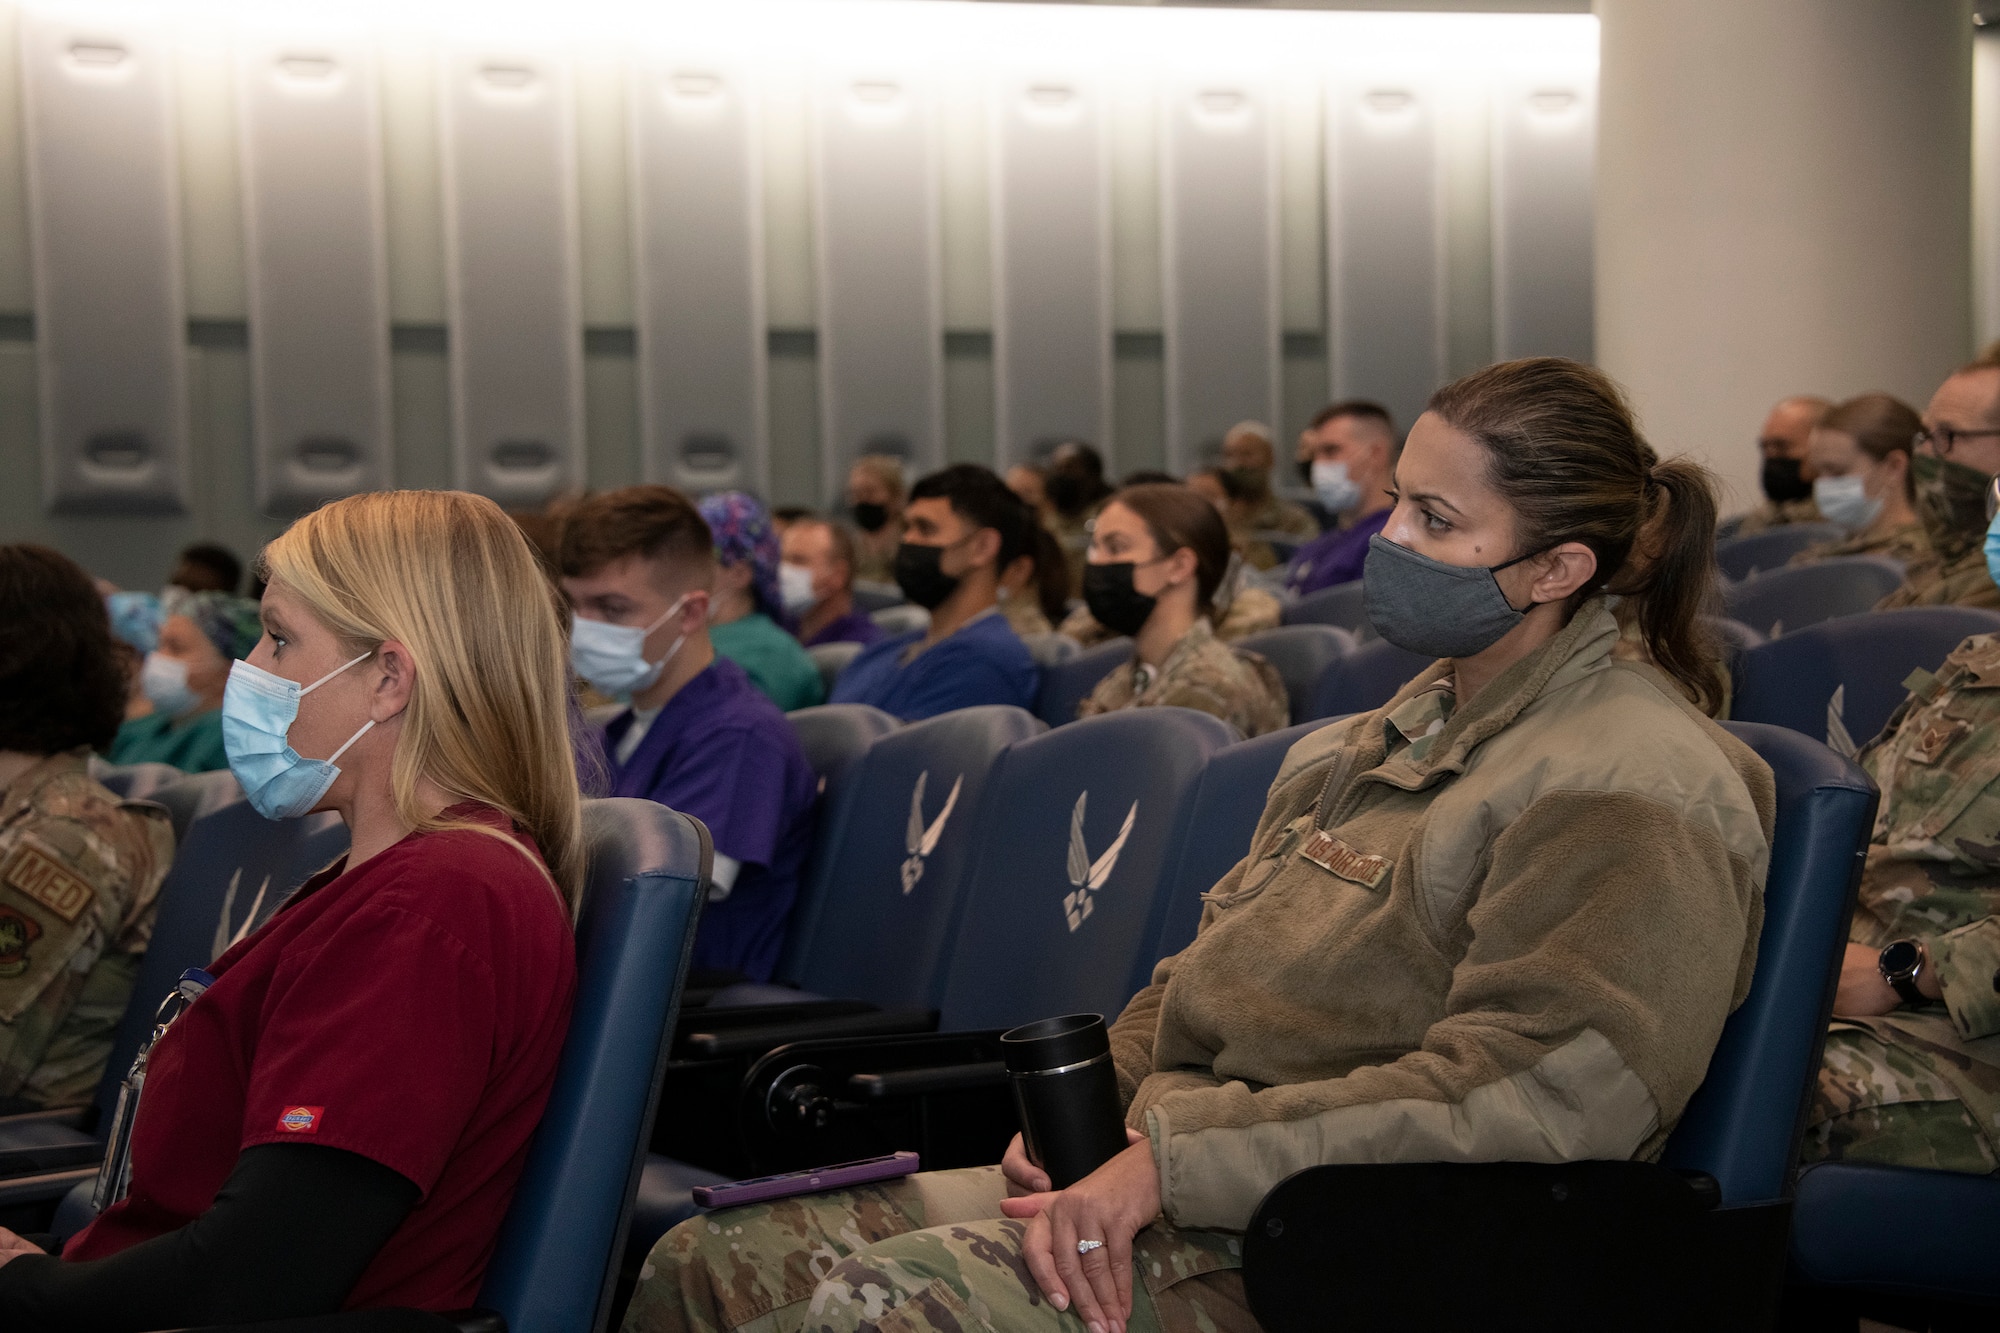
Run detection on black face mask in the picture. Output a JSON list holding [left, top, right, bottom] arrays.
[[852, 502, 890, 533], [1083, 561, 1158, 638], [1760, 456, 1811, 505], [894, 541, 961, 611]]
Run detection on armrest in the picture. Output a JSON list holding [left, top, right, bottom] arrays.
[[677, 1006, 939, 1060], [845, 1062, 1007, 1099], [1242, 1161, 1784, 1333], [0, 1106, 90, 1135], [0, 1140, 102, 1177]]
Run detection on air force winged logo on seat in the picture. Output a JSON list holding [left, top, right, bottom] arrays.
[[1064, 792, 1137, 932], [901, 771, 963, 895]]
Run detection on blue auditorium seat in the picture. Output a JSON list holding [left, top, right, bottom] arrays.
[[474, 797, 709, 1333], [1280, 578, 1371, 636], [851, 580, 905, 613], [1790, 1161, 2000, 1310], [1035, 636, 1132, 725], [784, 702, 898, 792], [1146, 720, 1337, 987], [1715, 523, 1847, 582], [0, 794, 350, 1211], [1232, 625, 1356, 726], [804, 641, 866, 696], [1305, 635, 1432, 720], [146, 768, 243, 842], [777, 705, 1044, 1006], [1721, 554, 1905, 638], [87, 759, 183, 801], [1238, 721, 1877, 1331], [1020, 631, 1082, 668], [935, 706, 1240, 1030], [1710, 615, 1765, 657], [1732, 606, 2000, 754]]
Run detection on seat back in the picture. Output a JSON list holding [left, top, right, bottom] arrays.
[[1659, 723, 1876, 1206], [478, 798, 709, 1333], [90, 761, 183, 801], [1234, 625, 1356, 725], [93, 795, 349, 1127], [871, 604, 930, 637], [785, 703, 898, 792], [778, 706, 1045, 1005], [1021, 632, 1082, 668], [1709, 616, 1765, 656], [146, 768, 243, 843], [1721, 555, 1905, 638], [1306, 636, 1433, 720], [851, 580, 905, 613], [805, 642, 866, 695], [1035, 637, 1133, 725], [1281, 579, 1370, 635], [1146, 720, 1337, 991], [1714, 523, 1846, 582], [1731, 607, 2000, 753], [937, 708, 1237, 1030]]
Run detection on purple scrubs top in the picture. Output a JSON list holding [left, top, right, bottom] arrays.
[[1284, 508, 1392, 597], [599, 657, 817, 982], [803, 607, 885, 649], [828, 611, 1039, 722]]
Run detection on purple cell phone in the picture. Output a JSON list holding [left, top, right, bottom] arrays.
[[693, 1151, 920, 1208]]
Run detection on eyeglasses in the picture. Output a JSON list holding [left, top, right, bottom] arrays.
[[1914, 424, 2000, 457]]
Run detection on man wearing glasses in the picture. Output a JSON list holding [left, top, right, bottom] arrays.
[[1878, 348, 2000, 612]]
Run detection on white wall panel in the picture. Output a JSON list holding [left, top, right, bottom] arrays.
[[990, 58, 1110, 469], [1492, 76, 1594, 363], [631, 49, 767, 495], [440, 42, 582, 505], [1161, 66, 1279, 474], [20, 4, 187, 514], [238, 23, 391, 514], [1326, 76, 1444, 434], [813, 53, 942, 500]]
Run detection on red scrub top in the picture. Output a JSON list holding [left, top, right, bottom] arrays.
[[66, 804, 578, 1311]]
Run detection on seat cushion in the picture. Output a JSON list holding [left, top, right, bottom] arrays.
[[629, 1155, 731, 1260], [1791, 1161, 2000, 1305]]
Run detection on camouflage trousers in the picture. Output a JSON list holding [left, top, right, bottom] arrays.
[[1802, 1022, 2000, 1175], [620, 1166, 1254, 1333]]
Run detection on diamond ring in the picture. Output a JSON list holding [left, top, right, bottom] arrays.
[[1076, 1239, 1104, 1255]]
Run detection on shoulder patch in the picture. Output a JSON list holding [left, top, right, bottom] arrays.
[[2, 840, 94, 923]]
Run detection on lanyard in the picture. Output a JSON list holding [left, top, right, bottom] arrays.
[[93, 967, 213, 1212]]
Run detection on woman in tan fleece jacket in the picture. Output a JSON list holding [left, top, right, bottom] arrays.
[[623, 358, 1773, 1333]]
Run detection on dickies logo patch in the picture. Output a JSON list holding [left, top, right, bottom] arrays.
[[3, 841, 93, 923], [0, 906, 41, 978], [277, 1106, 324, 1134], [1298, 831, 1391, 889]]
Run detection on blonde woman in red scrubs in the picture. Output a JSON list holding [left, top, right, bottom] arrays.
[[0, 491, 584, 1330]]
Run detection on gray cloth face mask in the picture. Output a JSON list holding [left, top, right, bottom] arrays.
[[1362, 534, 1547, 659]]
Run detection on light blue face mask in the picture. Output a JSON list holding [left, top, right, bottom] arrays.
[[221, 651, 376, 821], [1984, 479, 2000, 592]]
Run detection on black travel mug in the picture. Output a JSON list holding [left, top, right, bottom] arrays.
[[1001, 1013, 1131, 1189]]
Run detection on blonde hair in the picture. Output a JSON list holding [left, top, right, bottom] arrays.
[[261, 490, 586, 913]]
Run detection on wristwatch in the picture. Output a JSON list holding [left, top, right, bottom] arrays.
[[1878, 938, 1930, 1007]]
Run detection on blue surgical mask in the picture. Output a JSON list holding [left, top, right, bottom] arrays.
[[222, 651, 376, 821], [569, 596, 688, 699], [140, 652, 201, 719], [1985, 502, 2000, 593], [1311, 460, 1362, 513], [1812, 474, 1882, 535]]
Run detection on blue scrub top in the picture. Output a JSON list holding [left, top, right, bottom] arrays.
[[829, 610, 1040, 721]]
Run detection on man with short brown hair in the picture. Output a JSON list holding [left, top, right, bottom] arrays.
[[782, 517, 883, 649], [558, 485, 815, 983], [1878, 355, 2000, 612]]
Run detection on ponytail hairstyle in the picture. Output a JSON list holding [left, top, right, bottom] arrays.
[[260, 490, 587, 914], [1427, 358, 1727, 715]]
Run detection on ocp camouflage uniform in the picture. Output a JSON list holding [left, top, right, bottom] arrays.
[[1728, 496, 1823, 538], [0, 750, 173, 1111], [1874, 544, 2000, 614], [1228, 495, 1320, 572], [621, 1166, 1251, 1333], [1077, 618, 1289, 737], [1788, 519, 1933, 575], [1804, 634, 2000, 1172]]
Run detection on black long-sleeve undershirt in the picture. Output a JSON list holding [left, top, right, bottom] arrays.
[[0, 1142, 419, 1333]]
